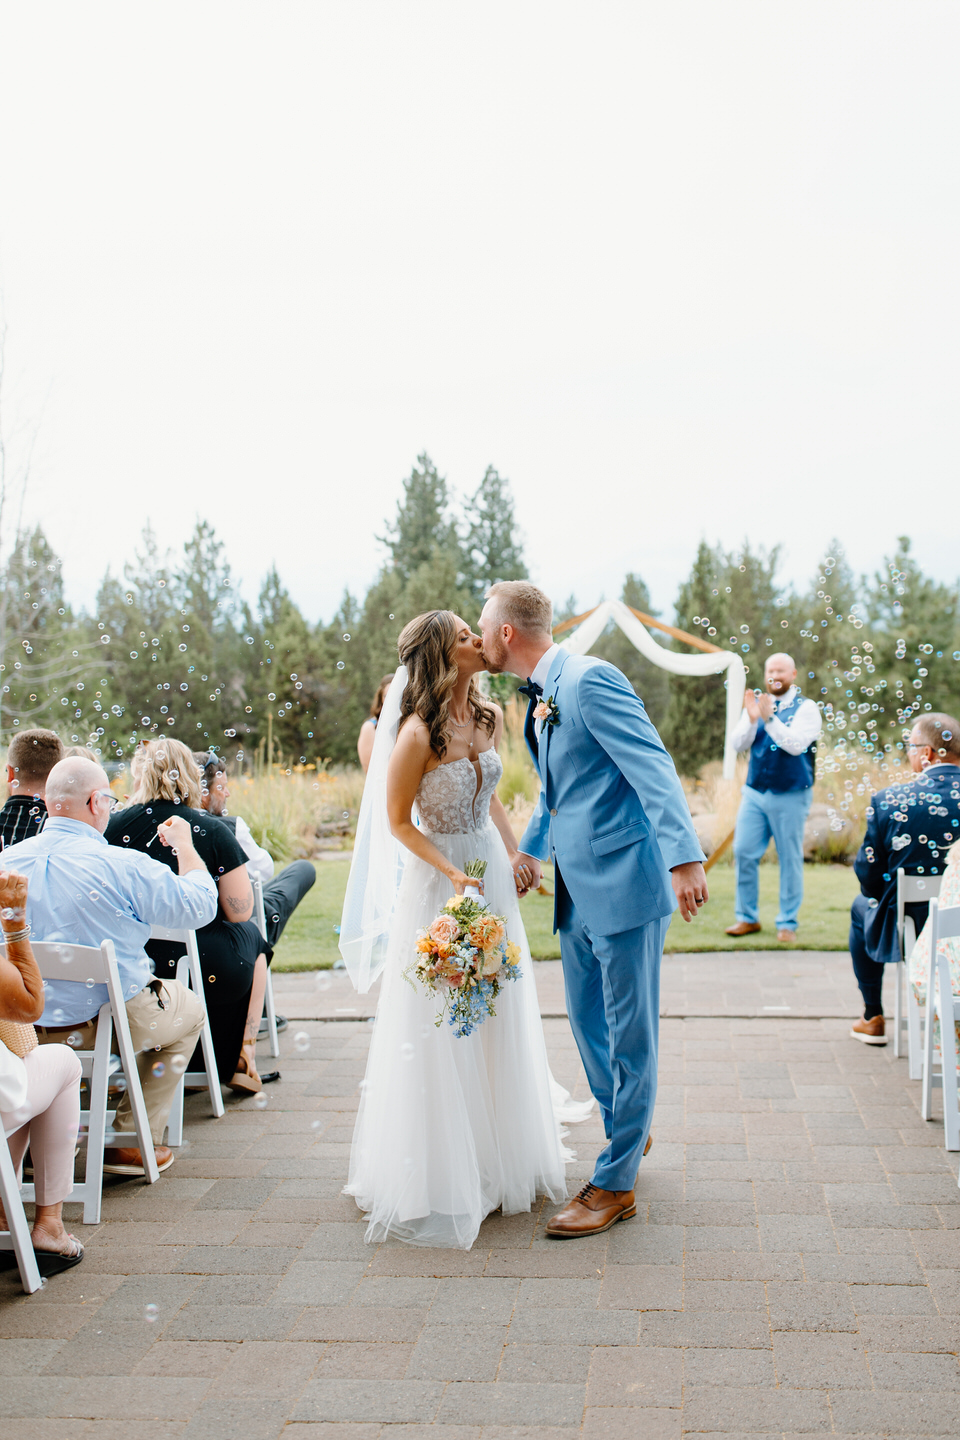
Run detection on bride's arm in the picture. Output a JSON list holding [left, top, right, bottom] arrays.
[[386, 719, 474, 894]]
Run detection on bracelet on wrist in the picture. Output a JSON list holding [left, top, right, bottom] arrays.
[[2, 924, 32, 944]]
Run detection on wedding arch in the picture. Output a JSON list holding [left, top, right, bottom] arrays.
[[553, 599, 746, 780]]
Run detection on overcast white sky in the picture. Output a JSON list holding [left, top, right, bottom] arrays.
[[0, 2, 957, 626]]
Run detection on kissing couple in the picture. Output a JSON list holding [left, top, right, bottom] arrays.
[[339, 581, 707, 1249]]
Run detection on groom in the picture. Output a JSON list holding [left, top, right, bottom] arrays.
[[479, 581, 707, 1238]]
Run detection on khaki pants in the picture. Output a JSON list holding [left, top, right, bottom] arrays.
[[38, 978, 205, 1144]]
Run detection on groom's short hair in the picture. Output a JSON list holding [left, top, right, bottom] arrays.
[[485, 581, 553, 637]]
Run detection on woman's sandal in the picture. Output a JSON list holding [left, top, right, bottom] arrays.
[[31, 1236, 84, 1277], [229, 1042, 263, 1094]]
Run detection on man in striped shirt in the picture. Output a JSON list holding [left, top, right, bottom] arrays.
[[0, 728, 64, 848]]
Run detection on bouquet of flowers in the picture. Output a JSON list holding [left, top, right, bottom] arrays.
[[405, 859, 521, 1038]]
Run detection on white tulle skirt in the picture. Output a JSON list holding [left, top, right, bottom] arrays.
[[345, 819, 592, 1249]]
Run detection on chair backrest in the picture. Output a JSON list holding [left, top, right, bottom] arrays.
[[931, 899, 960, 945], [250, 875, 267, 941], [29, 939, 136, 1066], [897, 869, 943, 957]]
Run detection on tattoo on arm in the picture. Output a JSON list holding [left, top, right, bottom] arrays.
[[223, 893, 249, 916]]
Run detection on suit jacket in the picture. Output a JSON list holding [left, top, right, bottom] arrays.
[[518, 649, 703, 937], [854, 763, 960, 965]]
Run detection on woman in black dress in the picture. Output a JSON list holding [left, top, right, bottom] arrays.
[[106, 739, 277, 1093]]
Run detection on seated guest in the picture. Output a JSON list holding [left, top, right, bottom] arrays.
[[909, 838, 960, 1068], [849, 712, 960, 1043], [357, 673, 395, 773], [194, 751, 315, 947], [0, 729, 64, 847], [108, 741, 278, 1093], [0, 868, 84, 1272], [3, 756, 215, 1175]]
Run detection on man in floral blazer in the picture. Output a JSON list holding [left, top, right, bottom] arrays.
[[850, 711, 960, 1044]]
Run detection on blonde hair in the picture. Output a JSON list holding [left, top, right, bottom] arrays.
[[485, 581, 553, 636], [130, 738, 203, 808]]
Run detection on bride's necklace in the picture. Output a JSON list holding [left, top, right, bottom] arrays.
[[449, 710, 476, 750]]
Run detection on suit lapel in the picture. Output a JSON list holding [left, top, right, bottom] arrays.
[[538, 648, 568, 797], [523, 696, 540, 771]]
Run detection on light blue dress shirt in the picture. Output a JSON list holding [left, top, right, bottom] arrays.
[[2, 818, 219, 1026]]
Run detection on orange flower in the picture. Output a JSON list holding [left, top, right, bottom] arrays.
[[468, 916, 505, 950]]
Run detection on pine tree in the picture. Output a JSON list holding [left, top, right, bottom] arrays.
[[661, 541, 729, 775], [864, 536, 960, 740], [461, 465, 527, 602], [0, 527, 97, 743], [379, 453, 460, 584]]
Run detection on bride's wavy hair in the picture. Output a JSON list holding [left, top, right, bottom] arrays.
[[397, 610, 496, 761]]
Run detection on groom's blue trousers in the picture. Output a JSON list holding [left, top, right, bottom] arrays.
[[556, 869, 668, 1193]]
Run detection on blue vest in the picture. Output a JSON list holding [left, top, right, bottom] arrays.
[[746, 690, 816, 793]]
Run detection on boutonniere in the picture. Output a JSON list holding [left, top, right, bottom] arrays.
[[533, 695, 560, 728]]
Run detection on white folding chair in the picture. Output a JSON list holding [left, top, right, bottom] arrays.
[[251, 875, 280, 1058], [0, 1125, 42, 1293], [149, 924, 225, 1148], [921, 898, 960, 1153], [21, 940, 158, 1225], [895, 870, 942, 1078]]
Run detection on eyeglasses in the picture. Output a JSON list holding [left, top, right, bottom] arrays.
[[95, 789, 120, 811], [906, 742, 932, 751]]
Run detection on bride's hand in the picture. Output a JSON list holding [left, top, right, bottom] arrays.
[[448, 868, 483, 896]]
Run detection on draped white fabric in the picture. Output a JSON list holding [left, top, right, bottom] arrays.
[[560, 600, 746, 778], [338, 665, 409, 992]]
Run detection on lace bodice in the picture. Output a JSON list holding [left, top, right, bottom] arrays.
[[416, 749, 503, 835]]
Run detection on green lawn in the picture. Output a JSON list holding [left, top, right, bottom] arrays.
[[272, 859, 859, 970]]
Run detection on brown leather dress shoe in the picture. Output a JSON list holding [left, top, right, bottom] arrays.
[[725, 921, 762, 936], [102, 1145, 175, 1176], [776, 929, 796, 944], [850, 1014, 886, 1045], [545, 1182, 636, 1239]]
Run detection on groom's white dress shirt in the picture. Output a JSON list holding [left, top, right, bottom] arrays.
[[529, 643, 561, 739], [731, 684, 822, 759]]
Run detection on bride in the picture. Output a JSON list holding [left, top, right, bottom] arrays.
[[340, 609, 590, 1249]]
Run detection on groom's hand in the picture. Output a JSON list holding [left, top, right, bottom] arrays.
[[671, 861, 708, 922], [514, 852, 541, 897]]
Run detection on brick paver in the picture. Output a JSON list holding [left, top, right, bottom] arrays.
[[3, 954, 960, 1436]]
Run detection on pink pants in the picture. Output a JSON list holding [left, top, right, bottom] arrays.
[[2, 1044, 82, 1206]]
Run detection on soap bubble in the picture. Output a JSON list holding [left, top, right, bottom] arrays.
[[253, 1092, 268, 1109], [143, 1304, 159, 1323], [316, 971, 332, 992], [171, 1054, 188, 1074], [294, 1031, 311, 1052], [151, 1061, 166, 1078], [67, 1031, 83, 1048], [310, 1118, 323, 1130]]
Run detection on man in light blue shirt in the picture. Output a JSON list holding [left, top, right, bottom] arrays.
[[3, 756, 218, 1176]]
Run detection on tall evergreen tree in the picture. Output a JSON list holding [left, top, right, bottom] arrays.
[[864, 536, 960, 733], [0, 526, 97, 741], [378, 453, 460, 584], [461, 465, 527, 602], [661, 541, 729, 775]]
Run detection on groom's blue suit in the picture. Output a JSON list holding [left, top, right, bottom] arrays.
[[520, 648, 703, 1192]]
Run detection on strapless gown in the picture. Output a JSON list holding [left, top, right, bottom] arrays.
[[344, 748, 591, 1249]]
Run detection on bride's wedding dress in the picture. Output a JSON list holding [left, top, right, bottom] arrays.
[[345, 747, 591, 1249]]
